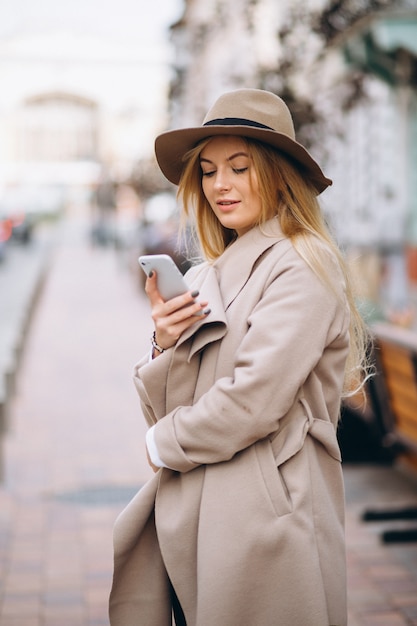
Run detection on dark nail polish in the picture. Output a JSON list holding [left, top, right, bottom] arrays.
[[203, 308, 211, 315], [191, 290, 199, 298], [149, 270, 154, 278]]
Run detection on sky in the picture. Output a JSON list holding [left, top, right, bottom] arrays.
[[0, 0, 184, 156], [0, 0, 183, 47]]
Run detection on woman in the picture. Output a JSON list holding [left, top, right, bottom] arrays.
[[109, 89, 368, 626]]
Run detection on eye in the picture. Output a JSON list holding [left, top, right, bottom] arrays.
[[202, 170, 216, 178], [233, 167, 248, 174]]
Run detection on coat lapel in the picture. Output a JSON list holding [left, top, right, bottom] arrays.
[[213, 218, 285, 310], [176, 263, 228, 360]]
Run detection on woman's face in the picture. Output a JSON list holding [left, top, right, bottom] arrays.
[[199, 136, 262, 236]]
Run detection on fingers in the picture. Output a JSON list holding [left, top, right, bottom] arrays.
[[144, 270, 163, 305], [156, 295, 209, 320], [156, 301, 210, 331], [145, 271, 208, 317], [152, 301, 210, 349]]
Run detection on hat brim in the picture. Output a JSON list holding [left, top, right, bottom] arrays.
[[155, 125, 332, 194]]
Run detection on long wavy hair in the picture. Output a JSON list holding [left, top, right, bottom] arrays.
[[177, 136, 370, 397]]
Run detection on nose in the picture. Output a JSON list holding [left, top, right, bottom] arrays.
[[213, 169, 231, 191]]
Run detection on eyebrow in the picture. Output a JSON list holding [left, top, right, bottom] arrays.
[[200, 151, 249, 165]]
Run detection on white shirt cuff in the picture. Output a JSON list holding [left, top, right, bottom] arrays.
[[146, 425, 172, 469]]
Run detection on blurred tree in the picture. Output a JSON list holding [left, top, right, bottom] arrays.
[[257, 0, 405, 151], [129, 157, 174, 201], [316, 0, 394, 44]]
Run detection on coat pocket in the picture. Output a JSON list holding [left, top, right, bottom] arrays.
[[255, 438, 292, 518]]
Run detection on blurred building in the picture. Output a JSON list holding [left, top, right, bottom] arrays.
[[0, 25, 175, 205], [1, 91, 101, 194]]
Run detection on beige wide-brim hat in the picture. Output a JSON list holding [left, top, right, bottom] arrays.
[[155, 88, 332, 194]]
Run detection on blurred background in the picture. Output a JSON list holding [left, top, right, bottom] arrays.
[[1, 1, 417, 624], [1, 0, 417, 319], [0, 0, 184, 269]]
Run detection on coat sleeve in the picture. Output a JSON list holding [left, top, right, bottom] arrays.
[[152, 248, 350, 472], [133, 350, 172, 427]]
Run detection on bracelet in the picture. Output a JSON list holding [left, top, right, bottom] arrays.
[[151, 331, 165, 354]]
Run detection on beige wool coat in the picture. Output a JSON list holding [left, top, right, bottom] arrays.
[[109, 219, 350, 626]]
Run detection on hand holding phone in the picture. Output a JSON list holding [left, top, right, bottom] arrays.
[[138, 254, 190, 301], [139, 254, 209, 352], [139, 254, 207, 319]]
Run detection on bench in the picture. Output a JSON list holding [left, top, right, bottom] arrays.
[[358, 322, 417, 542], [372, 322, 417, 462]]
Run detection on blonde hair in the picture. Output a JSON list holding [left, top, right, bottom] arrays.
[[178, 136, 370, 397]]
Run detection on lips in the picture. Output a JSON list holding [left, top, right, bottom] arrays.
[[217, 200, 239, 211]]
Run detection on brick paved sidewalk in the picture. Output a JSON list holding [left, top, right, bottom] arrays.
[[0, 209, 417, 625], [344, 464, 417, 625], [0, 211, 154, 626]]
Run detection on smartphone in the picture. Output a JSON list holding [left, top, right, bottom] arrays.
[[138, 254, 190, 301]]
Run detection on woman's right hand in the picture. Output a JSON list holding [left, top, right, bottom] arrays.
[[145, 271, 210, 354]]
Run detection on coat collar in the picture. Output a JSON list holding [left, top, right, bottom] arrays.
[[213, 218, 286, 309]]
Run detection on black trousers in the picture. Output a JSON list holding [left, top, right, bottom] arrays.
[[170, 580, 186, 626]]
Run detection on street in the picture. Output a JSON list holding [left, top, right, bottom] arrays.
[[0, 205, 417, 625]]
